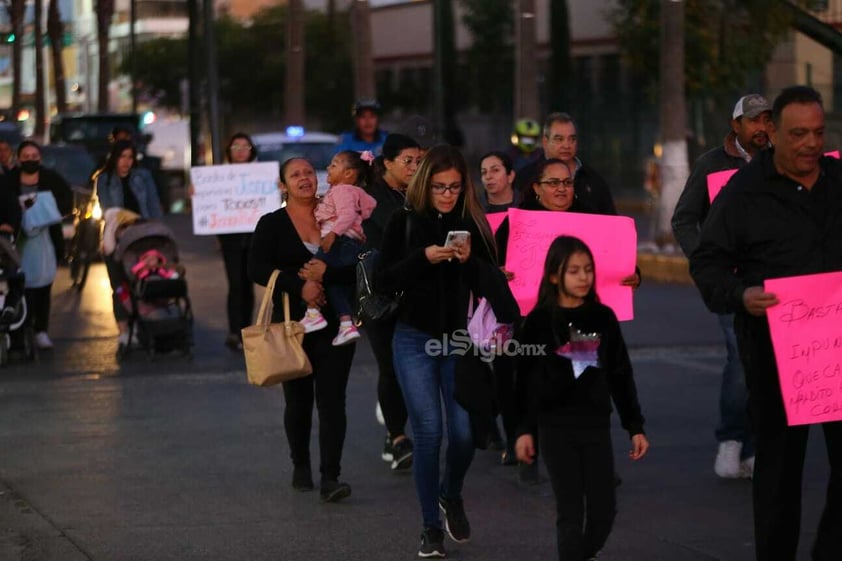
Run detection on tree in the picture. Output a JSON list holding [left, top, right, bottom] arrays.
[[47, 0, 67, 114], [546, 0, 571, 111], [34, 0, 45, 135], [460, 0, 514, 114], [3, 0, 25, 117], [95, 0, 114, 111], [610, 0, 822, 105]]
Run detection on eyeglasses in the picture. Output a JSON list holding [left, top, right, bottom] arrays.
[[400, 156, 422, 166], [538, 178, 574, 189], [230, 145, 252, 152], [431, 182, 462, 194]]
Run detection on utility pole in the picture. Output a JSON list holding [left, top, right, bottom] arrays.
[[130, 0, 137, 114], [515, 0, 539, 120], [285, 0, 305, 125], [656, 0, 688, 248], [351, 0, 375, 100], [203, 0, 222, 164], [188, 0, 202, 166], [34, 0, 45, 137]]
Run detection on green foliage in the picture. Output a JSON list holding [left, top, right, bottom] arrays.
[[609, 0, 823, 101], [121, 4, 354, 129], [459, 0, 514, 113]]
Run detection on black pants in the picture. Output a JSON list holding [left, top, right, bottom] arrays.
[[493, 353, 519, 451], [366, 315, 409, 440], [219, 234, 254, 334], [104, 255, 129, 322], [753, 421, 842, 561], [282, 328, 356, 482], [540, 425, 616, 561], [24, 284, 52, 332]]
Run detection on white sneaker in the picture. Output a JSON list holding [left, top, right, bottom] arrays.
[[739, 456, 755, 479], [375, 402, 385, 426], [34, 331, 53, 350], [332, 324, 360, 346], [714, 440, 742, 478], [299, 310, 327, 333]]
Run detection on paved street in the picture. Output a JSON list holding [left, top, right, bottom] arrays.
[[0, 214, 831, 561]]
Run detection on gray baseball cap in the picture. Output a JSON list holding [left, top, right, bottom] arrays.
[[732, 94, 771, 120]]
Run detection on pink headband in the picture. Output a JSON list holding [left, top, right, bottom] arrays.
[[360, 150, 375, 165]]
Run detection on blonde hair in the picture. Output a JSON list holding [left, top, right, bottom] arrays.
[[405, 145, 497, 262]]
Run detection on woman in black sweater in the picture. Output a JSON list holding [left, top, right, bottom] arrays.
[[362, 133, 421, 471], [247, 157, 356, 503], [515, 235, 649, 561], [376, 145, 517, 558]]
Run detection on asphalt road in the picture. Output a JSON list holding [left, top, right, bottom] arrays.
[[0, 214, 831, 561]]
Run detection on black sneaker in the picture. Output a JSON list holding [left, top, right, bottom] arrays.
[[391, 438, 414, 471], [438, 496, 471, 543], [292, 466, 313, 492], [418, 527, 446, 558], [320, 480, 352, 503], [382, 434, 395, 462]]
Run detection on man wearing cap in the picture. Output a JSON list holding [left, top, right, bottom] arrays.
[[512, 112, 617, 214], [336, 98, 388, 155], [672, 93, 772, 480], [689, 85, 842, 561]]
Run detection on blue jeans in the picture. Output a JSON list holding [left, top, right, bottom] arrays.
[[392, 322, 475, 529], [717, 313, 754, 458], [315, 235, 363, 319]]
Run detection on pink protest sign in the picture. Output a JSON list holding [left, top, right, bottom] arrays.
[[706, 169, 738, 203], [765, 271, 842, 426], [504, 208, 636, 320], [486, 212, 506, 235], [826, 150, 840, 159]]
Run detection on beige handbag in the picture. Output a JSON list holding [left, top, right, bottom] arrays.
[[241, 270, 313, 386]]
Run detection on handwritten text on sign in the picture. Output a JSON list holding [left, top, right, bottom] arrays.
[[505, 208, 636, 320], [190, 162, 281, 235], [765, 271, 842, 426]]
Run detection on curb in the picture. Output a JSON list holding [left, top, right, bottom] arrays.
[[637, 252, 693, 285]]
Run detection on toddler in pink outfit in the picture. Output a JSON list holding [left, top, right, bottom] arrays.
[[302, 150, 377, 346]]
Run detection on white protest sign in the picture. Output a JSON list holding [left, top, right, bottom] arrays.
[[190, 162, 281, 235]]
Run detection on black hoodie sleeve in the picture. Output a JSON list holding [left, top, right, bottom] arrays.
[[601, 307, 645, 437]]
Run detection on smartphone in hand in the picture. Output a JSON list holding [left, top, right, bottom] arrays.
[[444, 230, 470, 248]]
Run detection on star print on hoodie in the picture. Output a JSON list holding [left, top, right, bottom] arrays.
[[555, 323, 602, 379]]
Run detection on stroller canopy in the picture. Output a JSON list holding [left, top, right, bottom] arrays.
[[113, 221, 180, 265]]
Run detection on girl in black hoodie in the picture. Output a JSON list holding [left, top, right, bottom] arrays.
[[515, 235, 649, 561]]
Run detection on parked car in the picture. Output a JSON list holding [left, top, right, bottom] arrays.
[[251, 128, 338, 196]]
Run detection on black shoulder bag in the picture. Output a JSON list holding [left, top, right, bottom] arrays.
[[355, 212, 412, 324]]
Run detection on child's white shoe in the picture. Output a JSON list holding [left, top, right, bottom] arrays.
[[332, 324, 360, 346], [300, 309, 328, 333]]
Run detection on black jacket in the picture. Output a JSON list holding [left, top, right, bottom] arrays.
[[671, 131, 750, 256], [376, 208, 518, 338], [690, 149, 842, 427], [515, 302, 645, 438], [362, 177, 405, 251], [248, 208, 355, 325], [513, 157, 617, 216], [1, 167, 73, 262]]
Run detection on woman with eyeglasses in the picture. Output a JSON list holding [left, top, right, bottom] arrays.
[[217, 133, 258, 351], [375, 145, 518, 558], [362, 133, 422, 473]]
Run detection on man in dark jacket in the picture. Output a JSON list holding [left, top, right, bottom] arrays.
[[672, 94, 772, 480], [690, 85, 842, 561], [513, 112, 616, 214]]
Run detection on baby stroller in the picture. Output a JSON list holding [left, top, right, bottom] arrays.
[[0, 235, 36, 365], [113, 221, 193, 359]]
